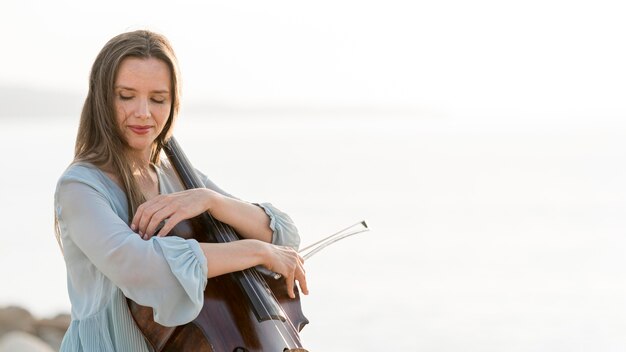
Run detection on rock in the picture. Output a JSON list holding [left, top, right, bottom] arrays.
[[0, 306, 36, 336], [35, 314, 70, 351], [36, 314, 70, 331], [0, 331, 55, 352], [0, 307, 70, 351]]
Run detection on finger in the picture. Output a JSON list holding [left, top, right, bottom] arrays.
[[285, 273, 296, 299], [156, 214, 182, 237], [131, 203, 147, 232], [137, 201, 167, 235], [296, 264, 309, 295], [134, 203, 152, 235], [145, 206, 174, 237]]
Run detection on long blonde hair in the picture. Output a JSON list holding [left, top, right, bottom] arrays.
[[56, 30, 181, 253]]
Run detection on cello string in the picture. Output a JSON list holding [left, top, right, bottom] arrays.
[[166, 138, 300, 347], [211, 217, 299, 346]]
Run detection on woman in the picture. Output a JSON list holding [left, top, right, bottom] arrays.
[[54, 30, 308, 351]]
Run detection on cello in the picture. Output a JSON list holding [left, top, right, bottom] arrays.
[[127, 137, 309, 352]]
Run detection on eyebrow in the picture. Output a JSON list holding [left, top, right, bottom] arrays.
[[115, 85, 170, 94]]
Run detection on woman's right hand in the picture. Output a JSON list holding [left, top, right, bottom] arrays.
[[262, 243, 309, 299]]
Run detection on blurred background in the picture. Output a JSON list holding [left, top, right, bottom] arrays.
[[2, 0, 626, 351]]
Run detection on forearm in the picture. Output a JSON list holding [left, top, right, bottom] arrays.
[[199, 239, 267, 278], [199, 237, 308, 298], [208, 191, 273, 243]]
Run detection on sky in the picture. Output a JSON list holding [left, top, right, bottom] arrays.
[[2, 0, 625, 119]]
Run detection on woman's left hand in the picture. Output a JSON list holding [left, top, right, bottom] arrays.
[[131, 188, 216, 239]]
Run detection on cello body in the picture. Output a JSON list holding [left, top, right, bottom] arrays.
[[128, 272, 307, 351], [127, 137, 308, 352]]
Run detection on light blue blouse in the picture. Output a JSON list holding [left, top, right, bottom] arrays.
[[54, 161, 300, 351]]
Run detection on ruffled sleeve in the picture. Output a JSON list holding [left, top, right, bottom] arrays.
[[149, 237, 208, 324], [254, 202, 300, 250], [56, 173, 208, 326]]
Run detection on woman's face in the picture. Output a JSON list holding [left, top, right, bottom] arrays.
[[114, 57, 172, 158]]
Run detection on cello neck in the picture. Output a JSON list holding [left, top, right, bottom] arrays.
[[163, 136, 238, 243], [162, 136, 288, 322]]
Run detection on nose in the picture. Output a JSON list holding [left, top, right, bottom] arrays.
[[135, 98, 151, 119]]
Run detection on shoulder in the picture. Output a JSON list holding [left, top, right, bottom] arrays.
[[55, 162, 119, 199], [58, 162, 102, 185], [55, 162, 129, 222]]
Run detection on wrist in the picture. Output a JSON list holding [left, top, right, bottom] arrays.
[[204, 188, 221, 212], [253, 240, 272, 269]]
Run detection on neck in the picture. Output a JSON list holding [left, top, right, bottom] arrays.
[[127, 151, 159, 199], [126, 148, 154, 173]]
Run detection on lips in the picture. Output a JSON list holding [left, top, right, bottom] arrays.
[[128, 125, 152, 135]]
